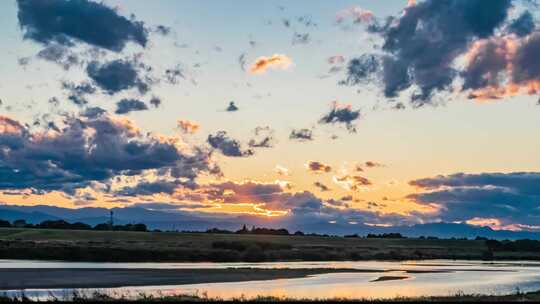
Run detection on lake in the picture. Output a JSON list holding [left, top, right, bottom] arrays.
[[3, 259, 540, 300]]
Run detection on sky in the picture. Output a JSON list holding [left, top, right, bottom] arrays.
[[0, 0, 539, 232]]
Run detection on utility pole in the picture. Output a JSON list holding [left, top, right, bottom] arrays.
[[109, 210, 114, 230]]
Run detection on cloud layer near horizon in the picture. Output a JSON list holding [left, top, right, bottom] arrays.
[[408, 172, 540, 230]]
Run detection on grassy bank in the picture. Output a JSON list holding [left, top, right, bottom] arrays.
[[0, 227, 538, 262], [3, 290, 540, 302]]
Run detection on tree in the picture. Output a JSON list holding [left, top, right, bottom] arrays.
[[13, 219, 27, 228]]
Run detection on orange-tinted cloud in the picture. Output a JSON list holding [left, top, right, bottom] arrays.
[[249, 54, 292, 74], [463, 33, 540, 101], [177, 119, 200, 134], [336, 6, 374, 24]]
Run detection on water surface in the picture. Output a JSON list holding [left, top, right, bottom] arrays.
[[3, 259, 540, 300]]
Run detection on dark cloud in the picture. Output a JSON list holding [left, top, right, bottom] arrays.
[[343, 0, 514, 105], [508, 11, 535, 37], [149, 96, 161, 108], [408, 172, 540, 229], [165, 65, 185, 85], [86, 59, 150, 95], [207, 131, 254, 157], [0, 114, 215, 194], [61, 81, 96, 106], [334, 175, 372, 191], [238, 53, 247, 71], [289, 128, 313, 142], [226, 101, 239, 112], [67, 95, 88, 106], [292, 32, 310, 45], [410, 172, 540, 195], [62, 81, 96, 96], [36, 44, 79, 69], [81, 107, 106, 118], [17, 0, 148, 51], [131, 202, 206, 211], [115, 99, 149, 115], [248, 126, 275, 148], [306, 161, 332, 174], [153, 25, 172, 36], [319, 102, 360, 133], [341, 195, 353, 201], [314, 181, 331, 192], [511, 32, 540, 89], [339, 54, 379, 86], [364, 161, 385, 168], [18, 57, 31, 67], [116, 180, 188, 196]]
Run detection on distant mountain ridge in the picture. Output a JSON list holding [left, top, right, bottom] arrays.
[[1, 205, 539, 240]]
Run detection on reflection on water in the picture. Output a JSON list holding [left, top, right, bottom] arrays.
[[3, 260, 540, 300]]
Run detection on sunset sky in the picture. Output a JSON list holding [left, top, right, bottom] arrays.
[[0, 0, 539, 232]]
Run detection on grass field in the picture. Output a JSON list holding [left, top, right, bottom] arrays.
[[0, 227, 537, 262], [4, 290, 540, 302]]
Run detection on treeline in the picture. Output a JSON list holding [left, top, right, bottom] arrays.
[[202, 225, 330, 237], [0, 219, 147, 232], [486, 239, 540, 252]]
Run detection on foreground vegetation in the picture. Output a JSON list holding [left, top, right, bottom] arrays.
[[2, 227, 540, 262], [3, 290, 540, 302]]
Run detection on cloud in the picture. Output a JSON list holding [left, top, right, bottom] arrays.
[[165, 65, 185, 85], [462, 32, 540, 100], [17, 0, 148, 52], [149, 96, 161, 108], [36, 44, 80, 69], [153, 25, 172, 36], [339, 54, 379, 86], [342, 0, 517, 105], [289, 128, 314, 142], [333, 175, 372, 191], [328, 55, 345, 65], [177, 120, 200, 134], [115, 99, 148, 115], [207, 131, 254, 157], [238, 53, 247, 71], [80, 107, 106, 119], [508, 11, 535, 37], [192, 180, 415, 228], [0, 113, 216, 195], [275, 165, 290, 176], [319, 101, 361, 133], [336, 6, 374, 25], [248, 126, 275, 148], [116, 179, 194, 197], [408, 172, 540, 230], [86, 58, 151, 95], [306, 161, 332, 174], [314, 181, 331, 192], [292, 32, 310, 45], [249, 54, 292, 74], [364, 161, 385, 168], [226, 101, 239, 112], [61, 81, 96, 104]]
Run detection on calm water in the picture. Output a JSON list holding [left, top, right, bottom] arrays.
[[3, 259, 540, 300]]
